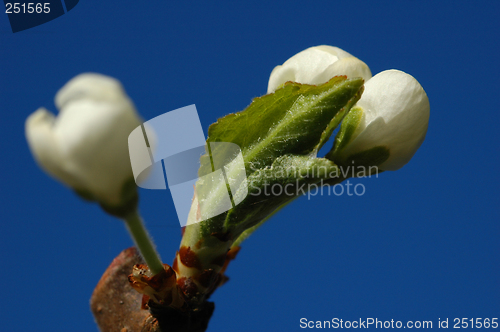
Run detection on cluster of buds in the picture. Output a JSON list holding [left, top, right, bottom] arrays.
[[128, 264, 185, 309], [25, 45, 430, 317], [268, 45, 430, 171]]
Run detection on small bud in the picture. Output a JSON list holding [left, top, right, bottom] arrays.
[[331, 69, 430, 171], [25, 73, 142, 209]]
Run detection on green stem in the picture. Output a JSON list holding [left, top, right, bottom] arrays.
[[124, 210, 164, 275]]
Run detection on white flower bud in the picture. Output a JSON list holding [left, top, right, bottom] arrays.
[[333, 69, 430, 171], [26, 73, 142, 207], [267, 45, 372, 93]]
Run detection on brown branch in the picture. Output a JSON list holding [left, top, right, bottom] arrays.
[[90, 247, 215, 332]]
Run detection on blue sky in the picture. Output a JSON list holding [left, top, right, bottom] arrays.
[[0, 1, 499, 331]]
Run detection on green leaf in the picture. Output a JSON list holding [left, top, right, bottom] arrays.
[[194, 77, 364, 240], [201, 76, 364, 174], [225, 155, 341, 234]]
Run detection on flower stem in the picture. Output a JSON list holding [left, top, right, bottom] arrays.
[[124, 210, 164, 275]]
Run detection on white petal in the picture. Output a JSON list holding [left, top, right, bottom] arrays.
[[314, 45, 353, 59], [267, 46, 340, 93], [55, 73, 126, 110], [267, 65, 296, 94], [25, 108, 85, 190], [267, 45, 371, 93], [284, 46, 341, 85], [321, 57, 372, 83], [358, 69, 429, 125]]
